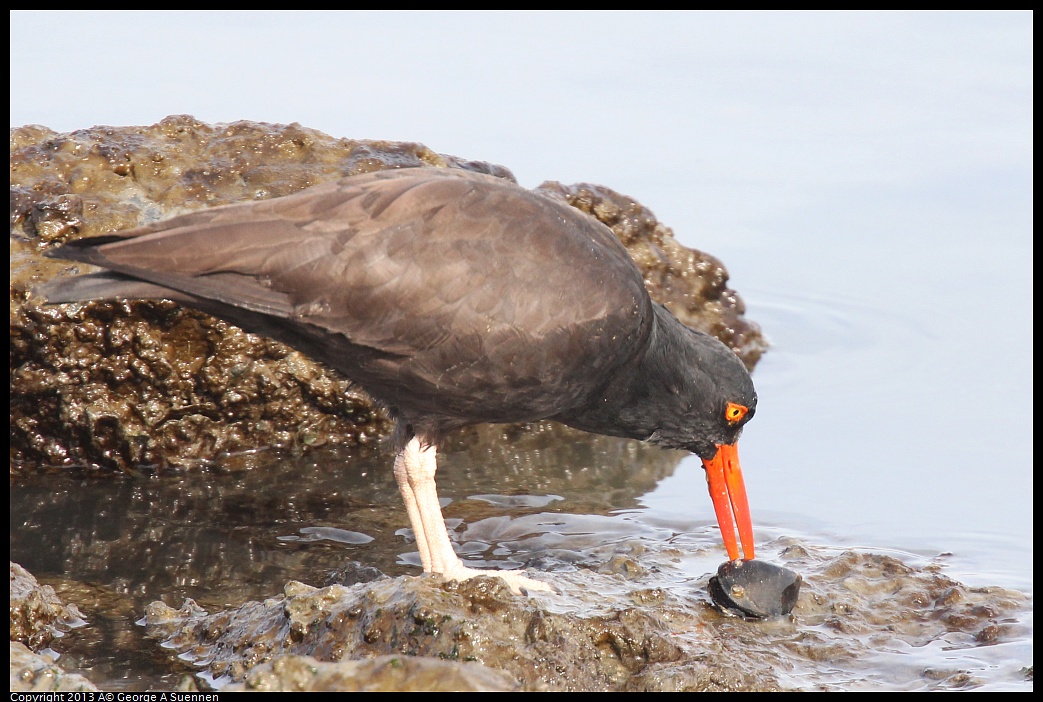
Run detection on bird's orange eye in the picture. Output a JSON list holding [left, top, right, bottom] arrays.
[[724, 402, 748, 424]]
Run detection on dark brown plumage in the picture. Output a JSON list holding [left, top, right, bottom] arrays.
[[39, 167, 759, 592]]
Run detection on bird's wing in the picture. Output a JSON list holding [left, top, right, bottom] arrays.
[[44, 168, 653, 413]]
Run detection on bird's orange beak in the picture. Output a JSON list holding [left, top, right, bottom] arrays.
[[701, 443, 755, 561]]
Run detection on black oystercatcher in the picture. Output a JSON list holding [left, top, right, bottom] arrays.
[[37, 167, 758, 593]]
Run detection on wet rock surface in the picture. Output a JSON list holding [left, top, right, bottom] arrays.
[[9, 642, 100, 693], [223, 653, 520, 692], [9, 563, 94, 693], [10, 561, 86, 649], [132, 544, 1028, 692]]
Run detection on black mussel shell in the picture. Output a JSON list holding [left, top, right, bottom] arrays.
[[708, 559, 802, 619]]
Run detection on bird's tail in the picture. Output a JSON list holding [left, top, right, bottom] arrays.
[[34, 273, 189, 305]]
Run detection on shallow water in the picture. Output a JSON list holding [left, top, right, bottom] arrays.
[[736, 288, 1032, 596], [10, 410, 1033, 690]]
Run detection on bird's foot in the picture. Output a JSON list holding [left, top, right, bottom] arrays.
[[440, 562, 557, 595]]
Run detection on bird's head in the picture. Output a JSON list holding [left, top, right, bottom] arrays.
[[645, 317, 759, 563]]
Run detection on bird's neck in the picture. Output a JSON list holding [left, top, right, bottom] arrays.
[[554, 304, 698, 444]]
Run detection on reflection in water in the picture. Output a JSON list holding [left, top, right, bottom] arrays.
[[9, 422, 684, 607]]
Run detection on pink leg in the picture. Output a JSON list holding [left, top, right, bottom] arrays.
[[392, 436, 554, 594]]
